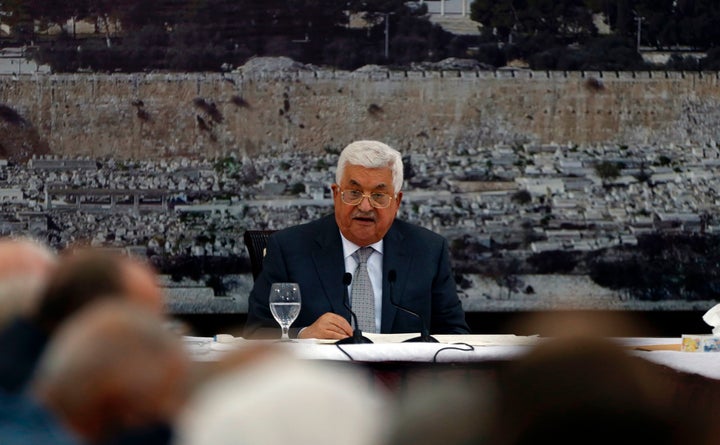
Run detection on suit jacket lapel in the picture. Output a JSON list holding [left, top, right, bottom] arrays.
[[311, 217, 347, 317], [381, 223, 410, 333]]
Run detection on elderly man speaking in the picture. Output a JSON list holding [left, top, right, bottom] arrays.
[[246, 140, 469, 340]]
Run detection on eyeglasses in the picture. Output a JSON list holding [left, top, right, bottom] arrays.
[[340, 189, 395, 208]]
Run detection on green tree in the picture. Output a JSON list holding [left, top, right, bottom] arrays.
[[1, 0, 39, 42], [674, 0, 720, 48], [581, 35, 644, 70], [69, 0, 145, 47], [594, 160, 621, 186], [472, 0, 596, 42], [471, 0, 522, 42], [703, 47, 720, 70], [613, 0, 634, 37], [511, 190, 532, 205]]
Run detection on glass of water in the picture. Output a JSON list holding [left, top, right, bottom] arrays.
[[269, 282, 301, 342]]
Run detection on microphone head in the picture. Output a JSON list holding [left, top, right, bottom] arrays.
[[343, 272, 352, 286], [388, 269, 397, 283]]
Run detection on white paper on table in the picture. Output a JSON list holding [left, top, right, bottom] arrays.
[[435, 334, 540, 346], [327, 333, 540, 346], [364, 333, 423, 343], [308, 333, 448, 344]]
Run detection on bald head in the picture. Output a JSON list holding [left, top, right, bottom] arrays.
[[0, 237, 57, 327], [0, 237, 56, 280]]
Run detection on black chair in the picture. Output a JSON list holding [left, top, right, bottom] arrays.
[[243, 230, 276, 280]]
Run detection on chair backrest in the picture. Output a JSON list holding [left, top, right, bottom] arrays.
[[243, 230, 276, 280]]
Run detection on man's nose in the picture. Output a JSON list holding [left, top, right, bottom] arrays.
[[357, 195, 374, 211]]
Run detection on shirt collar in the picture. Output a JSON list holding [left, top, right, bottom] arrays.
[[339, 231, 384, 260]]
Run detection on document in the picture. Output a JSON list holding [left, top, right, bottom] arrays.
[[362, 333, 539, 346]]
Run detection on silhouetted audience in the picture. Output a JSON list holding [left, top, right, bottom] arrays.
[[0, 299, 189, 445], [0, 248, 165, 393], [2, 242, 717, 445], [488, 335, 708, 445]]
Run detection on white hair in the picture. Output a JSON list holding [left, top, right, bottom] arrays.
[[176, 355, 389, 445], [336, 140, 404, 193]]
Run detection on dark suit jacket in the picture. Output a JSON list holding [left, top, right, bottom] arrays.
[[245, 215, 469, 337], [0, 317, 48, 393], [0, 390, 79, 445]]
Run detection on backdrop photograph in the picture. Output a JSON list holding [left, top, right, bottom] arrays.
[[2, 0, 720, 332]]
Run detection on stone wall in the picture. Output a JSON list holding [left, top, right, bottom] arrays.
[[1, 69, 720, 159]]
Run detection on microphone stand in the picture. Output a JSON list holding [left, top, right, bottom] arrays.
[[336, 272, 373, 345], [388, 270, 438, 343]]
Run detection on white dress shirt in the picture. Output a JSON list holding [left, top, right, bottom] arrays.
[[340, 232, 383, 332]]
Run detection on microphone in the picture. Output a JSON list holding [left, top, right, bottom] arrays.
[[387, 270, 438, 343], [335, 272, 373, 345]]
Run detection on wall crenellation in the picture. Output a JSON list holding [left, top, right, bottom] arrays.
[[8, 68, 720, 83]]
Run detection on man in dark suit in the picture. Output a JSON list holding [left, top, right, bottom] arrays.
[[246, 140, 469, 340]]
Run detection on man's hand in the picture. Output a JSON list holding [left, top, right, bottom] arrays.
[[297, 313, 353, 340]]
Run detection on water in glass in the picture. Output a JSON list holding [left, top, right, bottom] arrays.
[[269, 282, 301, 341]]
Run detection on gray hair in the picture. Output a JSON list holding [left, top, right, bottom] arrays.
[[335, 140, 404, 193], [32, 300, 188, 438], [175, 354, 388, 445]]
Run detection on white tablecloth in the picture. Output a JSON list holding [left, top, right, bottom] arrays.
[[184, 335, 720, 381], [608, 337, 720, 380]]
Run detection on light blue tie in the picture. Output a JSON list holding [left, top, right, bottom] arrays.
[[351, 247, 376, 333]]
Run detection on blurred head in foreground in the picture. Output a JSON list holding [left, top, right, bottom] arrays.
[[489, 336, 703, 445], [509, 310, 655, 338], [0, 237, 57, 327], [176, 353, 388, 445], [31, 299, 189, 444], [34, 248, 164, 333], [0, 247, 166, 394], [385, 375, 496, 445]]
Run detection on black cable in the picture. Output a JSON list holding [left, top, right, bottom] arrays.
[[336, 341, 474, 362], [432, 342, 474, 363], [335, 343, 354, 361]]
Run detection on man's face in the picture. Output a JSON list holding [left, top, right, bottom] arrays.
[[333, 164, 402, 246]]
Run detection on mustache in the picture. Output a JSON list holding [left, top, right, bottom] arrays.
[[351, 210, 376, 220]]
